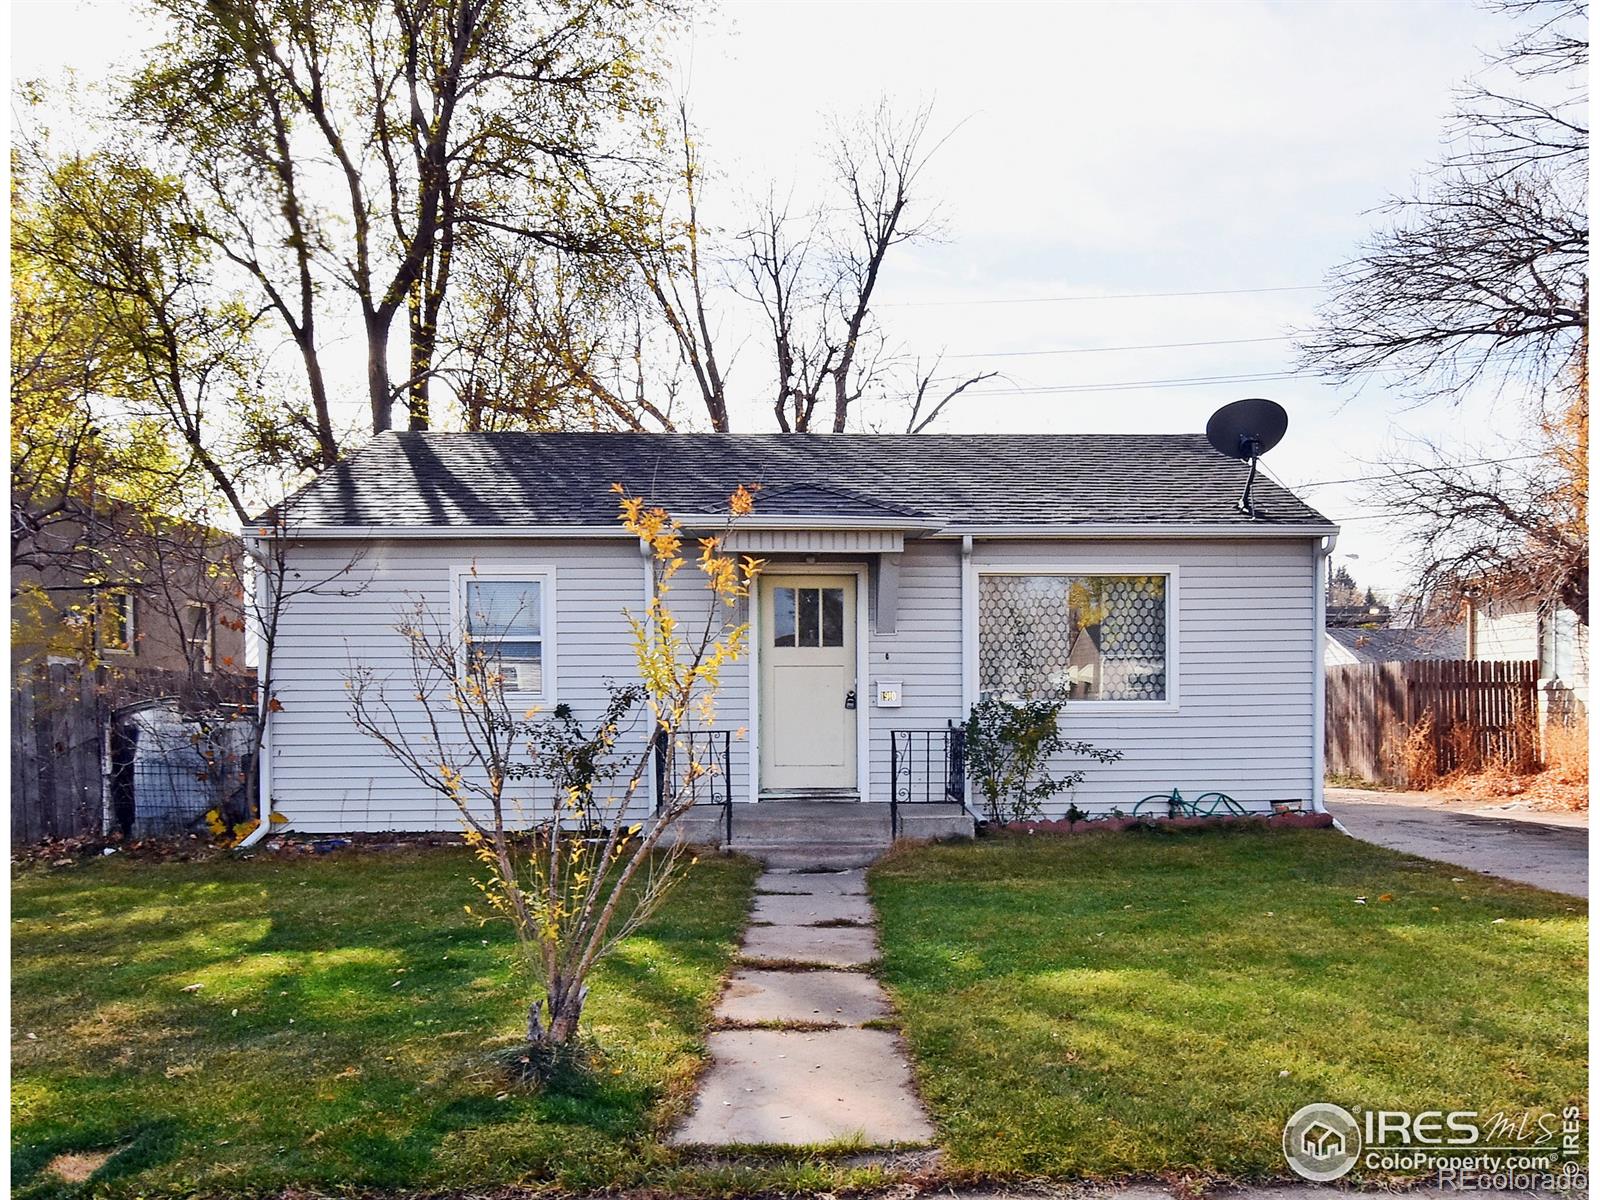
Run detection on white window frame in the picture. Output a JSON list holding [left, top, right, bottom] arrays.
[[102, 591, 135, 656], [966, 563, 1180, 714], [184, 600, 214, 673], [449, 564, 557, 705]]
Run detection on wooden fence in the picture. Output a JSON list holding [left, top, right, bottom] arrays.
[[11, 663, 106, 843], [1325, 658, 1540, 787], [11, 664, 257, 845]]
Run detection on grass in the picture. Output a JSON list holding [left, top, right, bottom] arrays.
[[11, 845, 767, 1198], [870, 826, 1588, 1183]]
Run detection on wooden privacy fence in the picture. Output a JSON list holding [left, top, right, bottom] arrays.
[[11, 663, 105, 843], [12, 664, 258, 845], [1325, 658, 1539, 787]]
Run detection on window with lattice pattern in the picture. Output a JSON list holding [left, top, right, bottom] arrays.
[[978, 573, 1168, 702]]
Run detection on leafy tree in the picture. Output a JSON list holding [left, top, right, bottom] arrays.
[[126, 0, 674, 438]]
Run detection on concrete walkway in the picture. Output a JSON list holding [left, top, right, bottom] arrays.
[[1325, 787, 1588, 898], [671, 868, 935, 1148]]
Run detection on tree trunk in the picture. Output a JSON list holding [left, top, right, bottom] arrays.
[[527, 984, 588, 1045], [367, 315, 393, 433], [300, 342, 340, 465]]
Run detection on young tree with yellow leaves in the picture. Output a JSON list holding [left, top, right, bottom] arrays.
[[347, 485, 759, 1050]]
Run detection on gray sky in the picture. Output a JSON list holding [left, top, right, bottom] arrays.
[[11, 0, 1527, 596]]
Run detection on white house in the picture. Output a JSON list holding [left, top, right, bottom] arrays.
[[1465, 590, 1588, 723], [253, 432, 1339, 850]]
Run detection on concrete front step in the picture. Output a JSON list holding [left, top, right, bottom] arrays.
[[669, 801, 973, 868]]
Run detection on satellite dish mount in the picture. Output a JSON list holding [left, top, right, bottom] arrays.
[[1205, 398, 1289, 521]]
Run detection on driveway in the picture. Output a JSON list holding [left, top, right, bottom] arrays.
[[1324, 788, 1588, 898]]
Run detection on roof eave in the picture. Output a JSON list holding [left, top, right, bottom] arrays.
[[258, 518, 1340, 540]]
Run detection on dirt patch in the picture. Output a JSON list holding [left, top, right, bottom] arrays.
[[45, 1149, 114, 1183]]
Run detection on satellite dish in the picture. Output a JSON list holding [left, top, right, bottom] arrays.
[[1205, 398, 1289, 519]]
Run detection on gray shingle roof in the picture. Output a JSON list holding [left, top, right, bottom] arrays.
[[1325, 625, 1466, 664], [274, 432, 1333, 530]]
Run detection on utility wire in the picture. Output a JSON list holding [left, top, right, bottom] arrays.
[[1288, 453, 1545, 490], [881, 283, 1324, 308], [944, 334, 1294, 360], [965, 369, 1333, 396]]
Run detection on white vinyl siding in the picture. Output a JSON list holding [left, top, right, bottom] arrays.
[[967, 538, 1319, 814], [269, 531, 1320, 829], [863, 537, 1317, 814], [268, 538, 692, 832]]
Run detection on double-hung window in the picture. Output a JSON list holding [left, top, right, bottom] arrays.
[[458, 570, 551, 700], [103, 592, 135, 655], [977, 571, 1172, 705], [184, 601, 214, 673]]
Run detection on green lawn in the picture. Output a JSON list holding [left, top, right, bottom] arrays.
[[871, 826, 1588, 1182], [12, 846, 762, 1198]]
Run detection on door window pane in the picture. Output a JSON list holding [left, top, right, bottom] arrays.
[[773, 587, 796, 647], [821, 588, 845, 646], [798, 588, 820, 647]]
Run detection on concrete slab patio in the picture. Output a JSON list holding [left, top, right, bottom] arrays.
[[671, 867, 935, 1148]]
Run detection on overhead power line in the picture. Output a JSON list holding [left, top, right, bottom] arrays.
[[944, 334, 1294, 360], [1289, 453, 1546, 490], [881, 283, 1324, 308], [964, 368, 1330, 396]]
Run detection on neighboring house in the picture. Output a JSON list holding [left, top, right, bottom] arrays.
[[1325, 601, 1392, 628], [11, 502, 248, 678], [257, 432, 1339, 834], [1466, 590, 1588, 717], [1323, 624, 1465, 668]]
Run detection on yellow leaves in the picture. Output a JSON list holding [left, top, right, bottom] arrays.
[[729, 482, 758, 516]]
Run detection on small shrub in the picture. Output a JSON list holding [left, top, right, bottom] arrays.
[[963, 695, 1122, 824]]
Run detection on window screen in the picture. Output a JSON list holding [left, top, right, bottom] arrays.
[[978, 574, 1167, 701]]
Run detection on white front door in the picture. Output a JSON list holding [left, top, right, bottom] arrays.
[[759, 573, 857, 792]]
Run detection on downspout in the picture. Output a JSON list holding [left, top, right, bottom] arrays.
[[960, 534, 974, 715], [641, 538, 656, 828], [1312, 531, 1337, 819], [238, 532, 274, 849]]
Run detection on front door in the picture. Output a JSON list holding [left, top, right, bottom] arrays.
[[759, 573, 857, 793]]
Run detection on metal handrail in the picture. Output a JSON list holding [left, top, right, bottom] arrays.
[[653, 728, 733, 844], [888, 722, 967, 840]]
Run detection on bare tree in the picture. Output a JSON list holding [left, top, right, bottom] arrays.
[[502, 99, 993, 433], [1300, 0, 1587, 625], [741, 101, 993, 432], [1298, 0, 1587, 406], [1372, 377, 1586, 625], [902, 357, 999, 434]]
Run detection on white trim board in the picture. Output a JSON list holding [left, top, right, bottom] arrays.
[[254, 521, 1339, 541], [964, 560, 1182, 716]]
